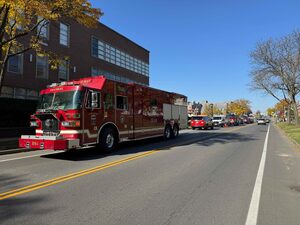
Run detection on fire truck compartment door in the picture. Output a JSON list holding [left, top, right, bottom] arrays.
[[172, 105, 180, 119], [163, 104, 187, 129], [163, 104, 172, 120], [179, 105, 188, 129]]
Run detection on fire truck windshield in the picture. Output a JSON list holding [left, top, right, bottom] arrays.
[[37, 91, 83, 110]]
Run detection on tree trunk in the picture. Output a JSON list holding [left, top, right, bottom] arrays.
[[291, 99, 299, 125]]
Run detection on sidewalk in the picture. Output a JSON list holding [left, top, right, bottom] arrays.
[[0, 137, 19, 150], [0, 137, 34, 155], [0, 127, 36, 155]]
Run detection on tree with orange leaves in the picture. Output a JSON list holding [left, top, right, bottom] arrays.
[[0, 0, 102, 93]]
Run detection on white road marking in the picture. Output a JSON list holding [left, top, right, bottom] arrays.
[[0, 151, 64, 163], [277, 154, 291, 157], [245, 124, 270, 225]]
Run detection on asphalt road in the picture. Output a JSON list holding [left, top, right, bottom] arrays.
[[0, 124, 300, 225]]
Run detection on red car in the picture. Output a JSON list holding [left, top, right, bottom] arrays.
[[226, 115, 239, 126], [191, 116, 214, 130]]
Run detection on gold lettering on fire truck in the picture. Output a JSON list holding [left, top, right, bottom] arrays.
[[49, 87, 63, 92]]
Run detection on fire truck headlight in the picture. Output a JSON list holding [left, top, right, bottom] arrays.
[[62, 121, 81, 127], [30, 121, 38, 127]]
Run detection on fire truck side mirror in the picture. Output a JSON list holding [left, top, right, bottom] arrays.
[[91, 92, 99, 108]]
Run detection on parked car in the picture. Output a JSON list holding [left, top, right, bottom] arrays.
[[212, 115, 226, 127], [238, 117, 244, 125], [226, 114, 239, 126], [257, 118, 266, 125], [242, 116, 250, 124], [248, 116, 254, 123], [191, 116, 214, 130]]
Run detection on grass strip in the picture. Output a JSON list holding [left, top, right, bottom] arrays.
[[276, 122, 300, 145]]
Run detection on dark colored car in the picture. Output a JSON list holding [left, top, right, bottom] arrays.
[[191, 116, 214, 130]]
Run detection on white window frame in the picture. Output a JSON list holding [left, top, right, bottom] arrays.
[[7, 54, 23, 74], [37, 16, 49, 40], [58, 60, 69, 81], [36, 55, 49, 79], [60, 22, 70, 47]]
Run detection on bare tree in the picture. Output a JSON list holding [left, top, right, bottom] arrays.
[[250, 31, 300, 125]]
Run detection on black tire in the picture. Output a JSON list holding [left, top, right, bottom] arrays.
[[210, 125, 214, 130], [192, 127, 195, 130], [164, 125, 172, 140], [98, 127, 117, 153], [171, 124, 179, 138]]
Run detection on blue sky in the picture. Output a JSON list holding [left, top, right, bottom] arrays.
[[92, 0, 300, 113]]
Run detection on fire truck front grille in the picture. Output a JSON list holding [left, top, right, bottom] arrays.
[[35, 113, 60, 136]]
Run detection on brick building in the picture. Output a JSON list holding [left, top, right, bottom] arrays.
[[0, 19, 150, 128]]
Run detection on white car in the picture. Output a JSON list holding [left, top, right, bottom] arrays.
[[212, 115, 226, 127], [257, 118, 266, 125]]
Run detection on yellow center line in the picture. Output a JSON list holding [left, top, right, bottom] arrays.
[[0, 124, 253, 201], [223, 123, 255, 133], [0, 150, 158, 201]]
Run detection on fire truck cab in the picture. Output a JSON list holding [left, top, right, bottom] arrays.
[[19, 76, 187, 152]]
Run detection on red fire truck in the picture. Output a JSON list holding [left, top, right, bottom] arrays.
[[19, 76, 187, 152]]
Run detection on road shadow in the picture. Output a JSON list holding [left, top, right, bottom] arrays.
[[41, 128, 258, 161], [191, 132, 258, 147], [0, 174, 28, 191], [0, 174, 55, 224]]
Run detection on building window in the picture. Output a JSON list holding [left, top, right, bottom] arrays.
[[7, 54, 23, 74], [91, 37, 98, 57], [91, 37, 105, 60], [0, 86, 14, 98], [60, 23, 69, 46], [37, 16, 49, 40], [91, 67, 101, 76], [15, 88, 26, 99], [58, 60, 69, 81], [36, 55, 48, 79], [91, 36, 150, 77]]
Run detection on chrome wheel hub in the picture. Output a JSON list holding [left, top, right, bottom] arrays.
[[106, 133, 114, 148]]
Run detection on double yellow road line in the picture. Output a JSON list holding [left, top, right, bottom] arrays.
[[0, 150, 158, 201]]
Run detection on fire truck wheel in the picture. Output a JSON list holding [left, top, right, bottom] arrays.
[[172, 125, 179, 138], [164, 125, 172, 140], [99, 127, 117, 152]]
